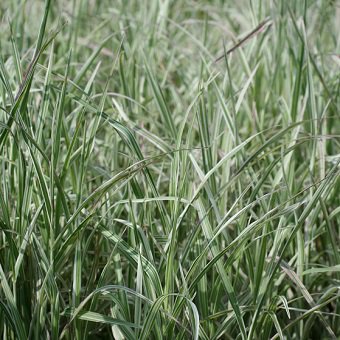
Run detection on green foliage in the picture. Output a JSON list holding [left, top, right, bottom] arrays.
[[0, 0, 339, 339]]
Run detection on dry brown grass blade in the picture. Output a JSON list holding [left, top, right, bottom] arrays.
[[215, 17, 273, 62]]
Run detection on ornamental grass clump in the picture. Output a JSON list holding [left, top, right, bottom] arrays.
[[0, 0, 339, 339]]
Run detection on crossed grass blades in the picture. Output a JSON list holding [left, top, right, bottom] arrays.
[[0, 0, 339, 339]]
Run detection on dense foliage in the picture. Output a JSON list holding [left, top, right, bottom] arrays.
[[0, 0, 339, 339]]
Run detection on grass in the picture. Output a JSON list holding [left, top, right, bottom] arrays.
[[0, 0, 339, 339]]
